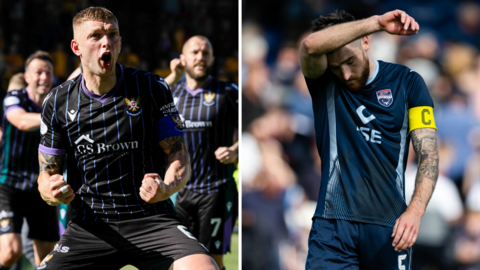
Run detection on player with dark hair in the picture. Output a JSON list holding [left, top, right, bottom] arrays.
[[0, 51, 58, 269], [300, 10, 439, 269], [165, 35, 238, 270], [37, 7, 217, 270]]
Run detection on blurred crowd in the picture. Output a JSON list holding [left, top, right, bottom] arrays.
[[0, 0, 238, 99], [242, 0, 480, 269]]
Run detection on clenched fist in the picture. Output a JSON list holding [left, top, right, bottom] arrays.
[[48, 174, 75, 206], [139, 173, 171, 203]]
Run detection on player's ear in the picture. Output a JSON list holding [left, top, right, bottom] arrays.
[[71, 40, 81, 56], [180, 54, 186, 66], [23, 71, 30, 85], [362, 36, 370, 52]]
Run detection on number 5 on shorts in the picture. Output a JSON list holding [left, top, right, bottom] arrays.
[[211, 218, 221, 237], [398, 254, 407, 270], [177, 225, 197, 240]]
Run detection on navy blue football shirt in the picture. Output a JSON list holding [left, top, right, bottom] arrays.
[[305, 60, 435, 227]]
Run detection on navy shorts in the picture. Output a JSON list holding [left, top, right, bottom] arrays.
[[306, 218, 412, 270]]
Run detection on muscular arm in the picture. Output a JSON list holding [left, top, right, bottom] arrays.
[[38, 152, 73, 206], [300, 10, 419, 79], [164, 58, 184, 87], [409, 128, 439, 213], [158, 135, 191, 199], [392, 128, 438, 252], [6, 108, 41, 132], [300, 16, 379, 79]]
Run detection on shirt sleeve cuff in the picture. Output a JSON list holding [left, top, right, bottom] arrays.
[[38, 144, 66, 155], [4, 105, 24, 116]]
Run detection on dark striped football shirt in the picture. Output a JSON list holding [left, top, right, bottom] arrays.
[[39, 64, 184, 222], [0, 88, 42, 190], [171, 77, 238, 194]]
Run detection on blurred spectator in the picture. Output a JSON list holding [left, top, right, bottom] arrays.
[[451, 181, 480, 269], [0, 0, 238, 94], [118, 45, 140, 69], [50, 43, 68, 81]]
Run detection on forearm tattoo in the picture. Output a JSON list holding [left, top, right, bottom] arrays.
[[39, 152, 65, 174], [159, 135, 185, 158], [411, 128, 439, 186]]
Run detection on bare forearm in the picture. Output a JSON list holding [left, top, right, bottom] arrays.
[[230, 141, 238, 152], [38, 171, 53, 202], [38, 152, 65, 205], [409, 128, 439, 214], [19, 112, 41, 130], [159, 135, 191, 199], [164, 72, 180, 87], [163, 152, 191, 196], [7, 110, 41, 132], [302, 15, 380, 56]]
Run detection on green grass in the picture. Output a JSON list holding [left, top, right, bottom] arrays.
[[225, 232, 239, 270]]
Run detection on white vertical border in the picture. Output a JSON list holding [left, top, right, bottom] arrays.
[[237, 0, 242, 269]]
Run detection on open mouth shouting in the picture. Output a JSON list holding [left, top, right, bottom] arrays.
[[100, 52, 112, 68]]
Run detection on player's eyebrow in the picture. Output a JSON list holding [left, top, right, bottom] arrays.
[[88, 26, 119, 33], [329, 56, 355, 68]]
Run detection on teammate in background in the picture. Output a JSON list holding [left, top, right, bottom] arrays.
[[0, 51, 58, 269], [0, 73, 28, 142], [1, 73, 37, 270], [300, 10, 439, 269], [37, 7, 217, 270], [165, 36, 238, 270]]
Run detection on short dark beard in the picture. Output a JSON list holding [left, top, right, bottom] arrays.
[[185, 64, 213, 81], [344, 55, 370, 93]]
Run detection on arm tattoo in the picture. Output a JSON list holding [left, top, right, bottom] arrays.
[[411, 128, 439, 185], [159, 135, 185, 157], [39, 152, 65, 174]]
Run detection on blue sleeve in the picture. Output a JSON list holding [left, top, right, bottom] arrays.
[[405, 71, 434, 109], [304, 71, 332, 102]]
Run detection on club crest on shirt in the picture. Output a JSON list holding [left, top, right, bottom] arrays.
[[125, 96, 142, 116], [172, 115, 184, 131], [203, 92, 216, 106], [376, 89, 393, 107], [0, 219, 10, 232]]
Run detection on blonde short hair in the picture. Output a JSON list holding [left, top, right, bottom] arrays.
[[73, 7, 118, 30], [25, 51, 54, 70]]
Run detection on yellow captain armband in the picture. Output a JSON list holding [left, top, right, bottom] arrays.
[[408, 106, 437, 132]]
